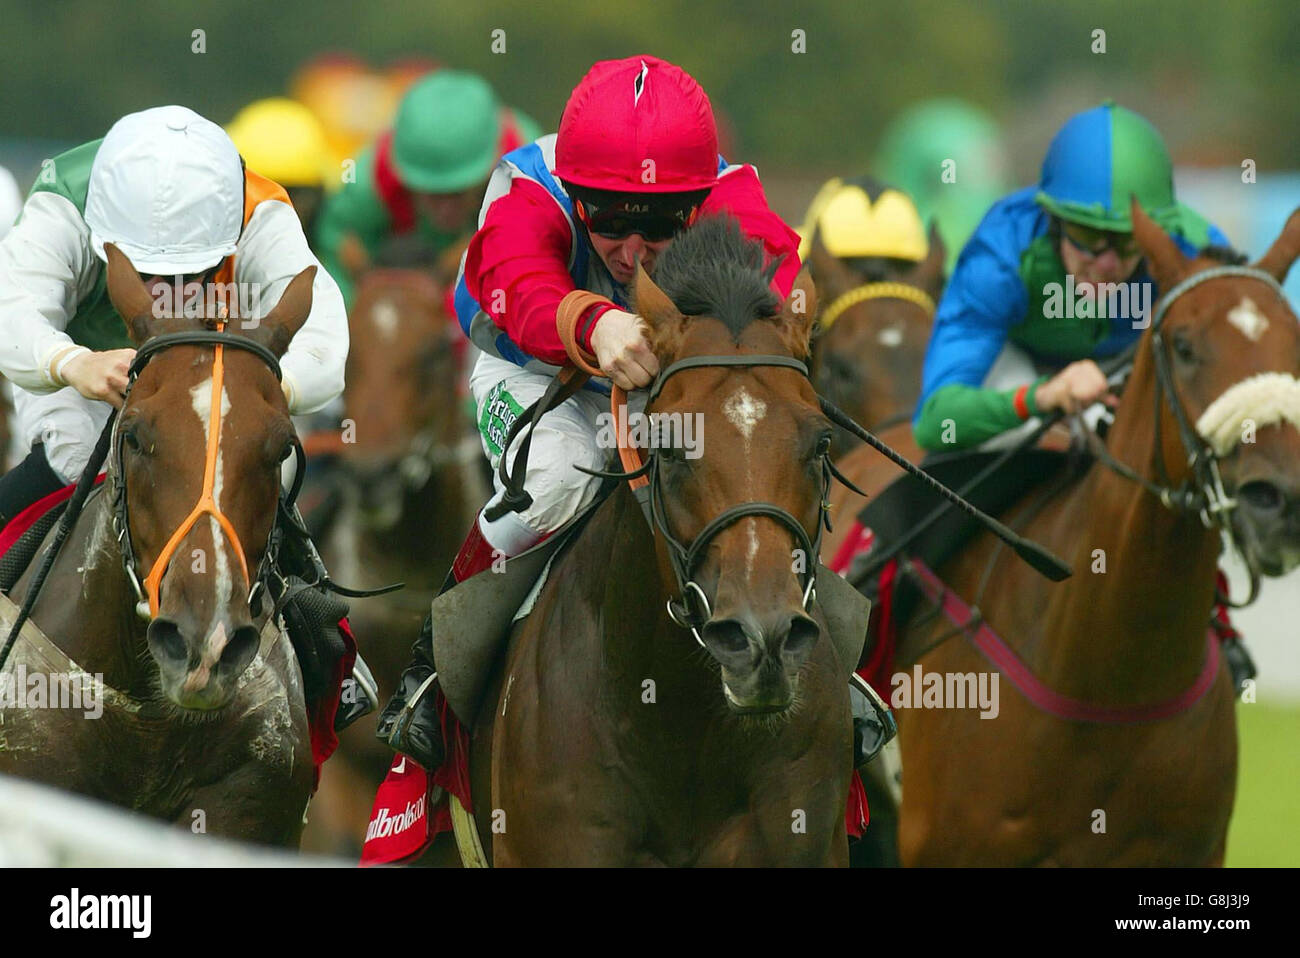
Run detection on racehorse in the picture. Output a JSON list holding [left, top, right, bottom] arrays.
[[826, 201, 1300, 866], [0, 245, 316, 845], [303, 242, 483, 855], [805, 227, 945, 452], [464, 218, 855, 866]]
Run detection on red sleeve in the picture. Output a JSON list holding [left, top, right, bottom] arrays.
[[702, 165, 803, 297], [464, 179, 610, 366]]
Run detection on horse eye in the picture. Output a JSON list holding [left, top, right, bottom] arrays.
[[123, 428, 142, 453], [1172, 333, 1197, 364], [815, 433, 833, 458]]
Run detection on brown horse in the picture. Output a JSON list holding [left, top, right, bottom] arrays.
[[805, 228, 945, 453], [462, 219, 853, 866], [303, 248, 483, 855], [0, 245, 316, 845], [826, 201, 1300, 866]]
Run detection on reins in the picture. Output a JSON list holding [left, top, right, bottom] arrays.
[[483, 287, 1073, 650]]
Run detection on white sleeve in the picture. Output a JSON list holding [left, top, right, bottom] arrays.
[[0, 192, 98, 392], [234, 200, 348, 415]]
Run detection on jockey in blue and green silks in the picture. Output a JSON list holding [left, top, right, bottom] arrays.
[[910, 100, 1253, 688], [913, 100, 1229, 452]]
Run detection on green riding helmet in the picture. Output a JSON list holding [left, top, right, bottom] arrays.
[[392, 70, 511, 194], [1035, 100, 1179, 233]]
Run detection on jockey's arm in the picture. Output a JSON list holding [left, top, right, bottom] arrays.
[[0, 191, 100, 393], [465, 179, 617, 365], [913, 230, 1046, 451], [238, 199, 348, 415]]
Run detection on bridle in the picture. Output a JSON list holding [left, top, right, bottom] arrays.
[[595, 354, 836, 647], [110, 324, 305, 620], [817, 281, 936, 331], [1086, 264, 1290, 606]]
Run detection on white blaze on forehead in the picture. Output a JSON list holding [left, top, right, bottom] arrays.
[[370, 299, 400, 341], [723, 387, 767, 441], [1196, 372, 1300, 456], [190, 376, 237, 617], [1226, 296, 1269, 342], [877, 323, 903, 348]]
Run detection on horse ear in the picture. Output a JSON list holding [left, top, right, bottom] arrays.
[[778, 267, 818, 360], [805, 234, 857, 303], [339, 232, 371, 279], [105, 243, 156, 345], [1253, 206, 1300, 284], [1131, 196, 1188, 289], [909, 220, 947, 298], [632, 260, 682, 331], [246, 266, 315, 357]]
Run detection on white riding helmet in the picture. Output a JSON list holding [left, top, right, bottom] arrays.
[[85, 105, 243, 275]]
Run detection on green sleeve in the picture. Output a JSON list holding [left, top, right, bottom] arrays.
[[913, 376, 1049, 451], [314, 146, 390, 308]]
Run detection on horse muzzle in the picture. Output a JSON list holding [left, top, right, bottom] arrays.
[[1232, 476, 1300, 577], [147, 616, 262, 709], [701, 609, 821, 713]]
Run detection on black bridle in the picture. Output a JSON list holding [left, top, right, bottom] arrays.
[[595, 355, 833, 645], [108, 330, 303, 620], [1083, 264, 1290, 607]]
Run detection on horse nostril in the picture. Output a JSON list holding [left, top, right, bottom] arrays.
[[700, 618, 757, 665], [219, 625, 261, 674], [782, 614, 821, 662], [1239, 480, 1285, 517], [146, 618, 187, 668]]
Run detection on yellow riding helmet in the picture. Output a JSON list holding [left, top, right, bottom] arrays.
[[227, 98, 330, 189], [797, 177, 928, 262]]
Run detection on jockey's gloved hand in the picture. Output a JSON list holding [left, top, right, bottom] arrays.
[[375, 611, 445, 771]]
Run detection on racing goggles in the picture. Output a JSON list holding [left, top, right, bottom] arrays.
[[575, 194, 704, 242], [1060, 220, 1141, 259]]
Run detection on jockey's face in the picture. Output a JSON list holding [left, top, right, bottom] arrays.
[[587, 230, 674, 285], [413, 184, 484, 234], [1058, 220, 1144, 286]]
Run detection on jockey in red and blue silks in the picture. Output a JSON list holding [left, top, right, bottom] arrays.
[[376, 55, 894, 775]]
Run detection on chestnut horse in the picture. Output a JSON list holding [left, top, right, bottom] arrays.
[[304, 250, 483, 855], [826, 201, 1300, 865], [0, 245, 317, 845], [466, 219, 854, 866]]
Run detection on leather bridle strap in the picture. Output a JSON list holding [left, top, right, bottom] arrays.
[[818, 281, 936, 331], [138, 322, 251, 617]]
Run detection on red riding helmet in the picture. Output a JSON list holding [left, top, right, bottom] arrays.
[[556, 55, 720, 195]]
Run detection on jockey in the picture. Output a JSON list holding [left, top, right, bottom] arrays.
[[910, 100, 1253, 687], [227, 97, 332, 238], [376, 54, 893, 772], [314, 69, 541, 306], [0, 105, 374, 723]]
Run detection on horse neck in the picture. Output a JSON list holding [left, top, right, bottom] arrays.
[[587, 487, 721, 715], [1042, 348, 1220, 701], [52, 483, 155, 695]]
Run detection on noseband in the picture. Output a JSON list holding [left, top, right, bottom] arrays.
[[1089, 264, 1289, 606], [110, 326, 305, 620]]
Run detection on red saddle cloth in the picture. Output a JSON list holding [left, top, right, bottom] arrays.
[[360, 688, 472, 866], [0, 475, 351, 790]]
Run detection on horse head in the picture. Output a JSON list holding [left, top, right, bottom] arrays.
[[807, 227, 943, 438], [631, 217, 831, 713], [104, 243, 312, 709], [1130, 199, 1300, 578], [340, 241, 463, 529]]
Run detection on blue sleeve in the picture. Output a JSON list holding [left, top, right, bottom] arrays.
[[914, 217, 1029, 420]]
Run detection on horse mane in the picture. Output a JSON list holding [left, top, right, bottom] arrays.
[[1197, 244, 1249, 266], [652, 214, 784, 337]]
